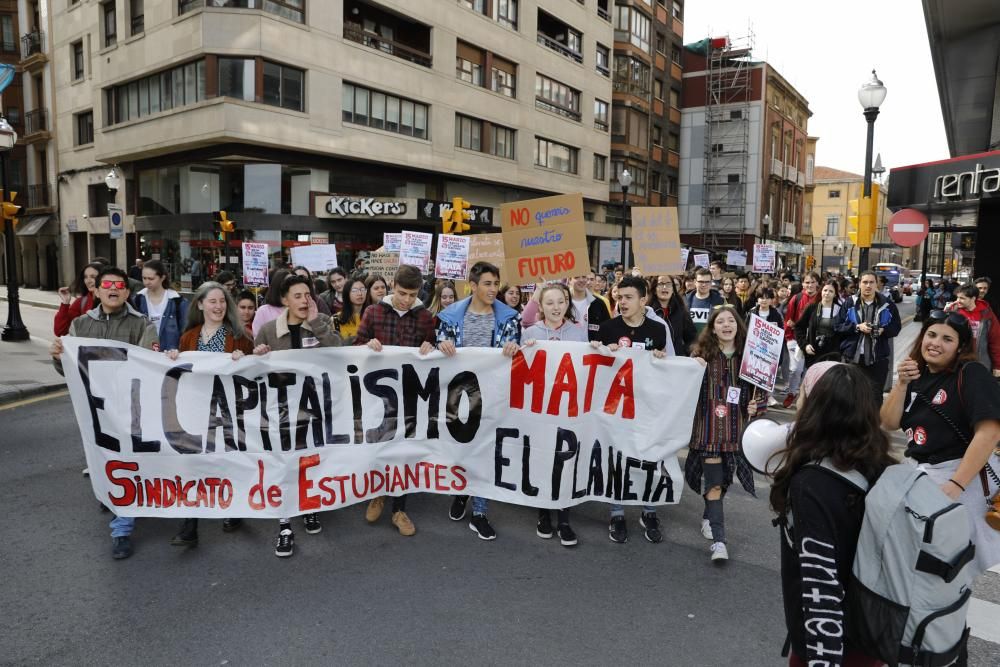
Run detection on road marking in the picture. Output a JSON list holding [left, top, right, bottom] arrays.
[[968, 597, 1000, 644], [0, 389, 68, 411]]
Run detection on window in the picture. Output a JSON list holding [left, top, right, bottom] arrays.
[[75, 110, 93, 145], [455, 114, 515, 159], [652, 124, 662, 146], [534, 137, 578, 174], [343, 82, 428, 139], [130, 0, 144, 35], [460, 0, 486, 12], [595, 43, 610, 76], [611, 161, 646, 196], [179, 0, 305, 23], [534, 74, 580, 120], [218, 58, 255, 102], [655, 33, 666, 55], [727, 174, 740, 183], [102, 1, 117, 48], [669, 88, 679, 108], [456, 42, 484, 85], [105, 59, 207, 125], [667, 132, 679, 151], [614, 5, 650, 52], [495, 0, 517, 30], [671, 46, 682, 64], [594, 99, 608, 131], [492, 124, 515, 159], [665, 175, 677, 196], [490, 56, 516, 97], [455, 114, 482, 151], [651, 171, 661, 193], [593, 154, 606, 181], [828, 189, 841, 199], [672, 1, 683, 19], [826, 215, 840, 237], [612, 108, 647, 147], [71, 41, 84, 80], [263, 61, 304, 111], [653, 78, 664, 101], [613, 56, 650, 98], [730, 109, 742, 119], [88, 183, 116, 218]]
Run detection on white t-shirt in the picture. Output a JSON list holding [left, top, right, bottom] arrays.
[[146, 294, 168, 326], [572, 297, 589, 325]]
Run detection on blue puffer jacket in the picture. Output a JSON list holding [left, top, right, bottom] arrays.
[[435, 297, 521, 348], [134, 289, 189, 351], [834, 292, 901, 362]]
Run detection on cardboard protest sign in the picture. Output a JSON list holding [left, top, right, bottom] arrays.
[[399, 231, 433, 269], [630, 207, 682, 274], [739, 314, 785, 392], [501, 193, 587, 283], [753, 244, 776, 273], [290, 244, 339, 272], [61, 339, 707, 516], [727, 250, 747, 267], [435, 234, 471, 280], [241, 242, 269, 286], [366, 251, 400, 280], [467, 233, 506, 277]]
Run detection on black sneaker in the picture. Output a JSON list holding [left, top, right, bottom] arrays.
[[449, 495, 469, 521], [558, 523, 578, 547], [469, 514, 497, 540], [536, 512, 554, 539], [170, 518, 199, 547], [275, 527, 294, 558], [609, 516, 628, 544], [112, 536, 133, 560], [639, 512, 663, 543], [303, 513, 322, 534], [222, 518, 243, 533]]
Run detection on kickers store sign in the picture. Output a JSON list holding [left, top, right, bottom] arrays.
[[316, 195, 414, 219]]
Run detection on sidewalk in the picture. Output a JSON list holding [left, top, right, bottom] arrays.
[[0, 286, 61, 311], [0, 337, 66, 406]]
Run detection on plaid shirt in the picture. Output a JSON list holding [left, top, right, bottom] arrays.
[[354, 301, 436, 347]]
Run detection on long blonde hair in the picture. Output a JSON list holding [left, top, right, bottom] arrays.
[[184, 281, 247, 339]]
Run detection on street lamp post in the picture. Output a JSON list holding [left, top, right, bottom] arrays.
[[618, 169, 632, 269], [1, 116, 28, 342], [762, 213, 771, 243], [857, 70, 886, 273]]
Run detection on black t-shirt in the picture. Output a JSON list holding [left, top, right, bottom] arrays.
[[901, 362, 1000, 463], [288, 323, 302, 350], [597, 315, 667, 351]]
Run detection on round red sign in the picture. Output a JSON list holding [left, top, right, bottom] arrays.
[[888, 209, 929, 247]]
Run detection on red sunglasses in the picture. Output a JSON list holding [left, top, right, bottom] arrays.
[[99, 280, 127, 289]]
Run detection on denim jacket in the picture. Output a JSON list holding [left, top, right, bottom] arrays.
[[134, 290, 189, 351], [435, 297, 521, 348]]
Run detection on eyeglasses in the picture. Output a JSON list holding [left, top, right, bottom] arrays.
[[99, 280, 126, 289], [350, 288, 366, 294]]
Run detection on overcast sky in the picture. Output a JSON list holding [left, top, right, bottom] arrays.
[[683, 0, 950, 174]]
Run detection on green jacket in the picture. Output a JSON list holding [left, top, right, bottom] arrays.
[[253, 309, 341, 351], [54, 303, 159, 375]]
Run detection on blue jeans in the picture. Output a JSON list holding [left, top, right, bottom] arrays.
[[110, 515, 135, 538], [610, 504, 655, 517], [471, 496, 488, 516]]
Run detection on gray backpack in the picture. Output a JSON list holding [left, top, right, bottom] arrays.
[[817, 462, 976, 667]]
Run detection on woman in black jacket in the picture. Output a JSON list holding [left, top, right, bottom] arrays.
[[745, 287, 785, 328], [648, 275, 697, 355], [794, 280, 843, 368]]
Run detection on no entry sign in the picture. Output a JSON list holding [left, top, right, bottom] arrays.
[[888, 208, 929, 247]]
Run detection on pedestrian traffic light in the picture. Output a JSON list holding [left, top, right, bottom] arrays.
[[442, 197, 472, 234], [847, 197, 860, 244], [214, 210, 235, 242], [1, 190, 19, 227]]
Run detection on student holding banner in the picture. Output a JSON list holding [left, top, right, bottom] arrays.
[[49, 267, 160, 560], [165, 281, 255, 547], [253, 274, 342, 557], [685, 304, 767, 563], [354, 265, 437, 537], [436, 261, 522, 541]]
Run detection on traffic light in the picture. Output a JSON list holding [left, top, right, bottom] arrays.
[[944, 258, 953, 275], [214, 210, 235, 241], [805, 255, 815, 270], [1, 190, 19, 227], [442, 197, 472, 234], [857, 183, 879, 249], [847, 197, 860, 244]]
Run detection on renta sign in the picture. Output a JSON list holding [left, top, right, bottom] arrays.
[[315, 195, 412, 218], [933, 163, 1000, 201]]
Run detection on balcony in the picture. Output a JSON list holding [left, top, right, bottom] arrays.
[[20, 31, 46, 70], [785, 165, 798, 184], [771, 158, 783, 178], [781, 222, 796, 239], [537, 10, 583, 64], [24, 184, 52, 212], [21, 109, 50, 144], [343, 2, 432, 68], [797, 172, 806, 188]]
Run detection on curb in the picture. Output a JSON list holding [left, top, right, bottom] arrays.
[[0, 295, 59, 311], [0, 381, 68, 407]]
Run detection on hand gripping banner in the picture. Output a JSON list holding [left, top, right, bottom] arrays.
[[61, 338, 706, 518]]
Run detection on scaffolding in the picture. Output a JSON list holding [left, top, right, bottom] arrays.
[[701, 30, 755, 252]]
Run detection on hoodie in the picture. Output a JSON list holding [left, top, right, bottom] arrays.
[[134, 288, 188, 351], [947, 298, 1000, 371], [353, 294, 436, 348]]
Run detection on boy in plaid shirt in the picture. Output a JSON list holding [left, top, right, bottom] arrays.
[[354, 264, 436, 536]]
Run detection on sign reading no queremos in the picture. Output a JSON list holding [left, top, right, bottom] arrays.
[[501, 193, 588, 282], [61, 338, 705, 518]]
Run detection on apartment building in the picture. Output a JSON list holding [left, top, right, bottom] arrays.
[[48, 0, 615, 286], [678, 35, 813, 270]]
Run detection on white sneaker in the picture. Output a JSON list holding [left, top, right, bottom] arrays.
[[711, 541, 729, 563], [767, 396, 778, 407], [700, 519, 713, 540], [82, 467, 89, 476]]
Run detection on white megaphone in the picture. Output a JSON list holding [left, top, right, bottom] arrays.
[[741, 419, 793, 476]]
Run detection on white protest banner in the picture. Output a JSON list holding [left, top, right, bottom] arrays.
[[366, 251, 400, 280], [739, 314, 784, 392], [631, 207, 682, 274], [399, 230, 433, 269], [726, 250, 747, 267], [435, 234, 470, 280], [693, 253, 710, 269], [753, 244, 776, 273], [680, 248, 690, 269], [383, 233, 402, 253], [60, 339, 705, 518], [290, 244, 339, 272], [241, 242, 269, 286]]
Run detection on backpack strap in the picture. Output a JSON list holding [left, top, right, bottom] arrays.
[[810, 459, 870, 494]]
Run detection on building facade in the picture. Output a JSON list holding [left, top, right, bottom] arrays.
[[678, 36, 812, 270], [45, 0, 617, 288]]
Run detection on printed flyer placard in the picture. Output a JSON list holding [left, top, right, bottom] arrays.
[[739, 314, 784, 392], [435, 234, 471, 280], [241, 242, 269, 286], [753, 244, 776, 273], [726, 250, 747, 267], [383, 233, 402, 253], [399, 231, 433, 269]]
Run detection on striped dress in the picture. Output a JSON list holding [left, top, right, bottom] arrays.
[[684, 349, 767, 496]]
